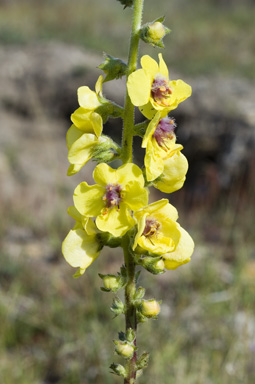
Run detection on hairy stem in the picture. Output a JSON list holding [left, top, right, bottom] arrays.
[[122, 235, 137, 384], [121, 0, 144, 164], [121, 1, 144, 382]]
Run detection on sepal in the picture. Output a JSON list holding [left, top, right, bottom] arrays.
[[136, 352, 150, 370], [110, 363, 127, 378], [116, 0, 133, 9], [136, 255, 165, 275], [134, 286, 145, 300], [110, 296, 125, 317], [98, 53, 128, 82], [92, 135, 121, 163]]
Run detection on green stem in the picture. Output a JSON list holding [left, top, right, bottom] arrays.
[[121, 0, 144, 164], [122, 235, 137, 384], [121, 1, 144, 382]]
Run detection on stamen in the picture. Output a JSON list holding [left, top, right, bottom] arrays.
[[142, 218, 160, 238], [103, 183, 122, 208], [151, 75, 172, 106], [153, 117, 176, 149]]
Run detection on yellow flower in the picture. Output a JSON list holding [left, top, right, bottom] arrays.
[[77, 75, 104, 111], [71, 109, 103, 138], [153, 144, 188, 193], [127, 54, 191, 119], [142, 111, 177, 181], [66, 107, 105, 176], [133, 199, 181, 255], [62, 207, 101, 276], [73, 163, 148, 237], [162, 226, 194, 270]]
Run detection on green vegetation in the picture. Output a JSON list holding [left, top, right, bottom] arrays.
[[0, 0, 254, 78], [1, 179, 255, 383], [1, 0, 255, 382]]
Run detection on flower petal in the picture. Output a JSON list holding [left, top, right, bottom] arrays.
[[67, 163, 83, 176], [124, 181, 149, 211], [116, 163, 145, 186], [93, 163, 117, 186], [135, 199, 178, 222], [170, 79, 192, 104], [67, 206, 83, 222], [74, 182, 105, 217], [66, 125, 83, 150], [68, 133, 98, 165], [163, 226, 194, 269], [142, 111, 161, 148], [62, 228, 100, 271], [132, 212, 149, 250], [96, 205, 135, 237], [127, 69, 151, 106], [95, 75, 103, 95], [139, 102, 158, 120], [154, 151, 188, 193], [78, 86, 101, 110], [144, 140, 164, 182], [71, 109, 103, 137], [141, 55, 158, 79], [158, 53, 169, 79]]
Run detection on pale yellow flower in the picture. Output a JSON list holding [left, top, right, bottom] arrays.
[[127, 54, 191, 119]]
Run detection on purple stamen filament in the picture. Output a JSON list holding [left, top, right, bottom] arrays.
[[142, 218, 160, 238], [151, 75, 172, 105], [103, 183, 122, 209], [153, 117, 176, 150]]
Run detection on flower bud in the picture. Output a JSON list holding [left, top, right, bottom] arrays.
[[102, 275, 120, 291], [126, 328, 136, 343], [148, 22, 165, 41], [141, 299, 160, 318], [114, 341, 135, 358], [92, 135, 120, 163], [139, 256, 165, 275], [110, 363, 127, 378], [140, 17, 171, 48], [134, 286, 145, 300]]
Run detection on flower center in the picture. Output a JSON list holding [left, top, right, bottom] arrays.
[[153, 117, 176, 150], [151, 75, 172, 106], [142, 218, 160, 238], [103, 183, 122, 208]]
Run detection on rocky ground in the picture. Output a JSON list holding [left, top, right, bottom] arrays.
[[1, 42, 255, 384], [1, 41, 254, 210]]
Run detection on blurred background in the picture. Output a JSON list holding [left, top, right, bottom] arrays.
[[0, 0, 255, 383]]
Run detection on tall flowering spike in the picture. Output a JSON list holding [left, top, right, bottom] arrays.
[[127, 54, 192, 119], [73, 163, 148, 237], [133, 199, 182, 256], [62, 0, 195, 380]]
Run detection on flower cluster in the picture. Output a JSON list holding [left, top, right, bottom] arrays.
[[62, 53, 194, 277]]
